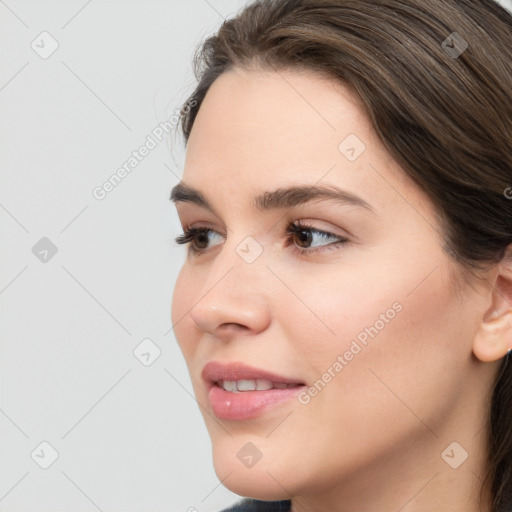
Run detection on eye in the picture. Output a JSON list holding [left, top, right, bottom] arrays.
[[174, 225, 223, 254], [284, 220, 349, 256], [174, 220, 349, 256]]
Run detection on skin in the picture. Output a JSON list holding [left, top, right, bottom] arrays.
[[171, 67, 512, 512]]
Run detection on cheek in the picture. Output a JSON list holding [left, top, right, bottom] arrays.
[[253, 263, 464, 486], [285, 238, 460, 366], [171, 265, 198, 359], [292, 257, 464, 430], [277, 260, 404, 369], [277, 241, 461, 391]]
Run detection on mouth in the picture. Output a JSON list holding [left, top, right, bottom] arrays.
[[213, 379, 303, 392], [202, 360, 306, 389], [202, 361, 307, 420]]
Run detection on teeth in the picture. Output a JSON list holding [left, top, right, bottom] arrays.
[[223, 380, 238, 392], [237, 379, 257, 391], [255, 379, 274, 390], [219, 379, 299, 392]]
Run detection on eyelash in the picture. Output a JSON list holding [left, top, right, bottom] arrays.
[[174, 220, 349, 257]]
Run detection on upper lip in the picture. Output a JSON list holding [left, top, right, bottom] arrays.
[[202, 361, 306, 387]]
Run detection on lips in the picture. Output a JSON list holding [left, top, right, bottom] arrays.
[[202, 361, 307, 421], [201, 361, 306, 388]]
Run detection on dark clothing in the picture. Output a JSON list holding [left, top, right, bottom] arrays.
[[220, 499, 291, 512]]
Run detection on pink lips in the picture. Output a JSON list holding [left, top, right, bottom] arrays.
[[202, 361, 306, 421], [201, 361, 305, 386]]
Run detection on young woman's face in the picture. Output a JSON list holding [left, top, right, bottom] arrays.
[[171, 68, 494, 501]]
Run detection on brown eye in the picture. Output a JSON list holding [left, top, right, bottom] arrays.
[[174, 227, 223, 254], [174, 221, 350, 257], [284, 221, 350, 256]]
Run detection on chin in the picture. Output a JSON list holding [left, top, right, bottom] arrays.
[[210, 441, 296, 501]]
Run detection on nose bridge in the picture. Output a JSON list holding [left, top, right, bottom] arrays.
[[212, 230, 270, 288], [188, 234, 272, 334]]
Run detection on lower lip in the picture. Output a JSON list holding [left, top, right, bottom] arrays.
[[208, 384, 306, 420]]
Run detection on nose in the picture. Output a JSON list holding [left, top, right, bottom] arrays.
[[188, 259, 272, 340]]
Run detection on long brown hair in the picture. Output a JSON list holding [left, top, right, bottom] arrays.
[[176, 1, 512, 509]]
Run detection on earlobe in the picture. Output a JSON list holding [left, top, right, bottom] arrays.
[[473, 311, 512, 362]]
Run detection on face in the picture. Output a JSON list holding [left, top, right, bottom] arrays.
[[170, 68, 493, 500]]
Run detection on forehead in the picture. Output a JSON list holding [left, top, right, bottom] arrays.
[[185, 69, 367, 187], [181, 67, 432, 221], [185, 67, 371, 165]]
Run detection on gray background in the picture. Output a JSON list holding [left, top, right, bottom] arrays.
[[0, 1, 247, 511], [1, 1, 511, 511]]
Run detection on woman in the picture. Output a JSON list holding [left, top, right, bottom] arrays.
[[170, 1, 512, 511]]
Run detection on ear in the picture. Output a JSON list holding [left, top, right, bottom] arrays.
[[473, 245, 512, 362]]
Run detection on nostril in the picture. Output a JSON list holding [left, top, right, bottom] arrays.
[[218, 323, 249, 334]]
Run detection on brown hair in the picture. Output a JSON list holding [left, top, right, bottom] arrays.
[[176, 0, 512, 509]]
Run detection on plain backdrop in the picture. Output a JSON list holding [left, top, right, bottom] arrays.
[[1, 1, 511, 511], [0, 1, 248, 511]]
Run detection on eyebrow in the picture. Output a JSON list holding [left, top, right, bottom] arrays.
[[170, 181, 376, 215]]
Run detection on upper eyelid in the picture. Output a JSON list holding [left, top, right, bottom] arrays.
[[174, 200, 369, 234], [176, 212, 349, 233]]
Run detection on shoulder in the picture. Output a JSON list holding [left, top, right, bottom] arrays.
[[219, 498, 291, 512]]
